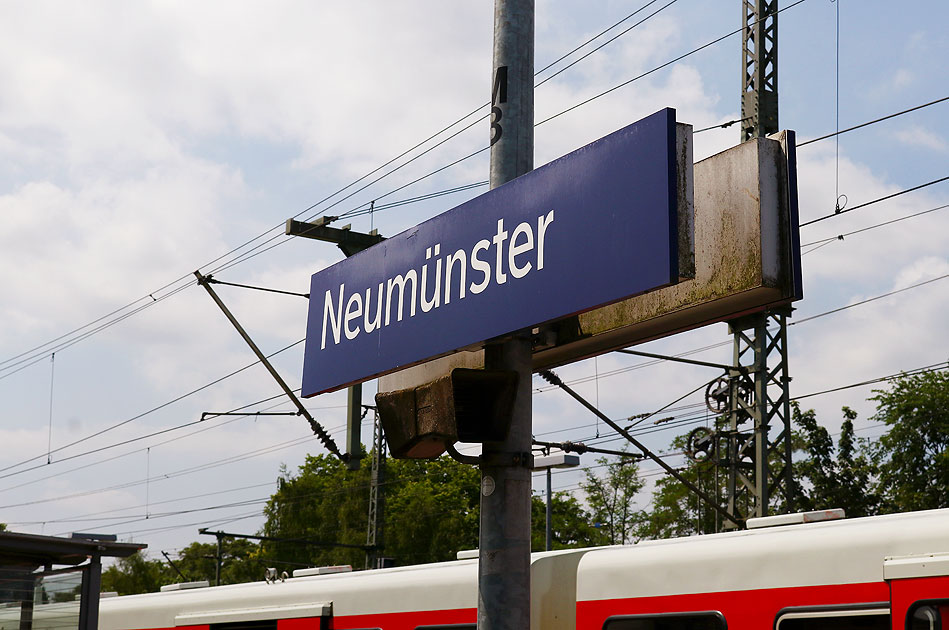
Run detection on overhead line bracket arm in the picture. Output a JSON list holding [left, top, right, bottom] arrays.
[[538, 369, 744, 528], [194, 270, 346, 462], [286, 218, 385, 257]]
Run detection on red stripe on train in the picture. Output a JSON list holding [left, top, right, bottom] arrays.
[[331, 607, 477, 630]]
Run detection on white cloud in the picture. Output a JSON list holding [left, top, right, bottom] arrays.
[[894, 125, 948, 152]]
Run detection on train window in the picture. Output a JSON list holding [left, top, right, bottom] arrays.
[[603, 612, 726, 630], [907, 599, 949, 630], [211, 621, 278, 630], [775, 606, 889, 629]]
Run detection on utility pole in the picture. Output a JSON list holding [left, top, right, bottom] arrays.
[[366, 408, 387, 569], [719, 0, 793, 526], [479, 2, 533, 630]]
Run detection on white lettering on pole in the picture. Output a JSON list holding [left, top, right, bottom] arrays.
[[317, 210, 555, 351]]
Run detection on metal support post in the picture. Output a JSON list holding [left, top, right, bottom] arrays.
[[77, 554, 101, 630], [741, 0, 778, 141], [545, 467, 553, 552], [480, 3, 533, 629], [346, 384, 363, 471], [18, 580, 33, 630], [215, 533, 223, 586], [719, 0, 791, 530], [366, 409, 387, 569], [723, 310, 793, 526]]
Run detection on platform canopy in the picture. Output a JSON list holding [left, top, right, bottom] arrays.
[[0, 531, 145, 630]]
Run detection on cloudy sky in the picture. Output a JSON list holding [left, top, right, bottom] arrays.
[[1, 0, 947, 564]]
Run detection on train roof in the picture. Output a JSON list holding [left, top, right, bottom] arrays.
[[576, 508, 949, 601], [98, 547, 592, 630]]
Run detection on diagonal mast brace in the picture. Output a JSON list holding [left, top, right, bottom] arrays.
[[538, 369, 743, 528], [194, 270, 346, 462]]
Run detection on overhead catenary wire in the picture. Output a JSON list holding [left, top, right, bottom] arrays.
[[535, 0, 809, 128], [797, 95, 949, 147], [128, 366, 949, 540], [7, 2, 946, 537], [800, 175, 949, 227], [9, 247, 941, 502], [191, 2, 686, 277], [801, 203, 949, 250], [533, 0, 679, 88], [2, 6, 934, 382], [38, 359, 944, 539], [0, 339, 306, 477], [0, 394, 343, 495], [9, 264, 938, 486], [0, 431, 324, 510], [790, 274, 949, 325], [0, 0, 672, 378]]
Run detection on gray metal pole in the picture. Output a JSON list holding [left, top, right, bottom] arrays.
[[545, 468, 552, 551], [480, 2, 533, 630], [215, 534, 222, 586]]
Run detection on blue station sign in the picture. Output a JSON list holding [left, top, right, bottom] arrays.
[[302, 108, 681, 397]]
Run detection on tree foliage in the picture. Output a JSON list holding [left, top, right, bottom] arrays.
[[871, 370, 949, 512], [793, 404, 880, 517], [171, 539, 268, 585], [580, 451, 644, 545], [101, 552, 168, 595], [264, 452, 600, 566], [530, 490, 601, 551]]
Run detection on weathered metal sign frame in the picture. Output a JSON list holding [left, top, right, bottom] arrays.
[[302, 108, 684, 397], [531, 130, 803, 371]]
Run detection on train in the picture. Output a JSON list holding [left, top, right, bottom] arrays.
[[9, 508, 949, 630]]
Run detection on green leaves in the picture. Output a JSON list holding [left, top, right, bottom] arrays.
[[871, 370, 949, 512], [580, 451, 644, 545]]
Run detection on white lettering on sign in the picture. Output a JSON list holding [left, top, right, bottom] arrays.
[[320, 210, 555, 350]]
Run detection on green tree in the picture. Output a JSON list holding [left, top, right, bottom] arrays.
[[871, 370, 949, 512], [263, 453, 482, 567], [580, 452, 644, 545], [793, 403, 880, 517], [262, 452, 372, 568], [266, 448, 608, 565], [529, 491, 600, 551], [173, 539, 268, 585], [384, 456, 480, 564], [100, 552, 169, 595]]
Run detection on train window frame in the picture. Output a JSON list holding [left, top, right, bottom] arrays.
[[414, 625, 476, 630], [905, 598, 949, 630], [602, 611, 727, 630], [210, 621, 278, 630], [774, 602, 890, 629]]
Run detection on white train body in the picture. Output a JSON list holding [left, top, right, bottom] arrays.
[[10, 509, 949, 630]]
